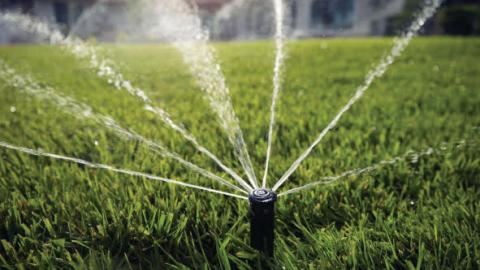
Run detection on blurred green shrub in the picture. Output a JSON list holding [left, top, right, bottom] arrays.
[[387, 1, 480, 36], [438, 5, 480, 35]]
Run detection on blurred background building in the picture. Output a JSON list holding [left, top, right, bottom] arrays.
[[0, 0, 94, 29], [0, 0, 479, 43], [210, 0, 406, 39]]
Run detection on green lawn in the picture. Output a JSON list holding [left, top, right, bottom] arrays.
[[0, 38, 479, 269]]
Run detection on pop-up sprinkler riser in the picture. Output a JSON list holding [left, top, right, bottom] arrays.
[[249, 189, 277, 257]]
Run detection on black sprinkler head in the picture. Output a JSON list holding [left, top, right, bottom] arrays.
[[249, 189, 277, 257]]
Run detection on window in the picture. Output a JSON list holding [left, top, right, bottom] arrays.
[[370, 20, 381, 35], [311, 0, 333, 27], [1, 0, 33, 13], [335, 0, 354, 27], [289, 0, 297, 28], [370, 0, 386, 10], [21, 0, 34, 14], [74, 4, 84, 23], [336, 0, 353, 17], [54, 2, 69, 25]]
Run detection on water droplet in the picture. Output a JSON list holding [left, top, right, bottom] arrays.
[[410, 201, 415, 205], [94, 140, 99, 146], [440, 143, 448, 151], [9, 106, 16, 113], [411, 154, 419, 163]]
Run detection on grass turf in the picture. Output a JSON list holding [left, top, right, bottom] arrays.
[[0, 37, 479, 269]]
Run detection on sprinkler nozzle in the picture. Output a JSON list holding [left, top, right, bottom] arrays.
[[249, 189, 277, 257]]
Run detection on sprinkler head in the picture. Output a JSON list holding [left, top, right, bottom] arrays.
[[249, 189, 277, 258], [249, 189, 277, 204]]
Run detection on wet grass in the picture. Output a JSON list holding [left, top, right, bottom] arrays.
[[0, 37, 479, 269]]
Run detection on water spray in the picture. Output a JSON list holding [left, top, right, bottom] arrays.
[[249, 189, 277, 257]]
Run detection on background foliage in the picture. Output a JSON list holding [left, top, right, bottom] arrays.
[[387, 0, 480, 35]]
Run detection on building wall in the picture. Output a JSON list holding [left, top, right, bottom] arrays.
[[352, 0, 405, 36], [211, 0, 406, 39], [1, 0, 407, 43], [291, 0, 405, 37]]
